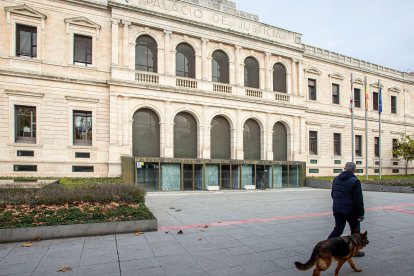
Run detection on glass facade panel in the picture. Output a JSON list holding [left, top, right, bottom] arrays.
[[289, 164, 300, 187], [194, 164, 204, 190], [281, 165, 289, 187], [174, 112, 197, 158], [161, 163, 181, 191], [231, 165, 240, 189], [273, 63, 286, 93], [135, 35, 158, 72], [73, 110, 92, 146], [136, 162, 159, 191], [221, 165, 231, 189], [273, 122, 287, 161], [244, 57, 259, 88], [242, 164, 254, 187], [273, 165, 282, 188], [133, 109, 160, 157], [211, 116, 231, 159], [205, 164, 219, 187], [183, 164, 194, 190], [243, 119, 260, 160]]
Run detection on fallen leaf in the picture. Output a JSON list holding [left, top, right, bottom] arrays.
[[175, 209, 182, 212], [57, 266, 72, 272], [198, 238, 202, 241], [203, 225, 209, 228], [177, 230, 183, 235], [134, 232, 143, 236], [21, 242, 32, 247], [165, 232, 169, 234]]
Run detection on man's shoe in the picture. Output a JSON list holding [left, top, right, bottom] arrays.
[[354, 251, 365, 257]]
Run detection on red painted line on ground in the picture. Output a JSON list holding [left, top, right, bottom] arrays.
[[158, 203, 414, 231]]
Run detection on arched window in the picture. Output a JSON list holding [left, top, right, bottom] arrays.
[[273, 122, 287, 161], [176, 43, 195, 78], [273, 63, 286, 93], [132, 109, 160, 157], [244, 57, 259, 88], [212, 50, 229, 83], [243, 119, 260, 160], [135, 35, 157, 72], [211, 116, 231, 159], [174, 112, 197, 158]]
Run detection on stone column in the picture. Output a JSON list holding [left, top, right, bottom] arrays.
[[266, 112, 273, 160], [234, 45, 242, 86], [264, 52, 271, 91], [109, 94, 118, 145], [164, 101, 174, 158], [111, 19, 120, 66], [291, 58, 297, 95], [122, 20, 131, 68], [201, 38, 209, 81], [298, 60, 304, 96], [236, 109, 244, 159], [163, 30, 172, 75]]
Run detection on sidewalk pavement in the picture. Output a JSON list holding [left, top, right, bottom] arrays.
[[1, 188, 414, 276]]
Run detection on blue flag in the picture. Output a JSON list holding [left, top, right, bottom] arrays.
[[378, 85, 382, 113]]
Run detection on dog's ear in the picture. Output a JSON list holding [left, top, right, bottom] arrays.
[[363, 231, 367, 236]]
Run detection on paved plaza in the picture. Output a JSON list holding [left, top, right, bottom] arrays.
[[1, 188, 414, 276]]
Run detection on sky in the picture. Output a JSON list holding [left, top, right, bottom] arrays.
[[234, 0, 413, 72]]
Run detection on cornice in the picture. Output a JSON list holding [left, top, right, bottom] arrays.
[[65, 96, 99, 103], [329, 73, 344, 80], [5, 89, 44, 98], [4, 4, 47, 20], [0, 70, 108, 87], [304, 67, 322, 76]]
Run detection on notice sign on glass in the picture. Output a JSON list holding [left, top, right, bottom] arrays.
[[136, 162, 144, 168]]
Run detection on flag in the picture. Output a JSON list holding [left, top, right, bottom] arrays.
[[378, 83, 382, 113], [365, 80, 369, 111]]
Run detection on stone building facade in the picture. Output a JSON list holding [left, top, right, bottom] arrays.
[[0, 0, 413, 188]]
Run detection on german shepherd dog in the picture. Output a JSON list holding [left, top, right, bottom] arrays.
[[295, 231, 369, 276]]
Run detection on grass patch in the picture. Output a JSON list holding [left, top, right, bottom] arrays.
[[0, 183, 155, 229]]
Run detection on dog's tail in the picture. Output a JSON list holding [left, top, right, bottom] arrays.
[[294, 248, 317, 271]]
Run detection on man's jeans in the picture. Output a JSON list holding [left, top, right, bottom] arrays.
[[328, 212, 361, 239]]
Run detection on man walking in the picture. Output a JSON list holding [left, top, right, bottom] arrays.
[[328, 162, 365, 257]]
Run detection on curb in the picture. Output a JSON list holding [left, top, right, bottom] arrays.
[[0, 219, 157, 243], [306, 179, 414, 193]]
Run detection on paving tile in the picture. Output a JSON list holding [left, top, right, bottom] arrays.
[[120, 257, 160, 272], [192, 249, 238, 271], [0, 261, 38, 275], [121, 267, 165, 276], [79, 253, 119, 266], [117, 246, 155, 261], [220, 246, 255, 257], [207, 266, 249, 276], [77, 261, 120, 276]]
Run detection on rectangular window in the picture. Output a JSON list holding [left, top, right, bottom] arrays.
[[72, 166, 94, 172], [333, 133, 341, 156], [392, 169, 399, 174], [308, 79, 317, 101], [354, 88, 361, 108], [310, 159, 318, 164], [393, 161, 399, 166], [332, 84, 340, 104], [333, 169, 342, 173], [75, 152, 91, 158], [16, 24, 37, 58], [309, 169, 319, 173], [309, 131, 318, 155], [392, 139, 398, 158], [17, 150, 34, 157], [73, 111, 92, 146], [15, 105, 36, 144], [374, 137, 379, 157], [14, 165, 37, 172], [334, 160, 341, 164], [74, 34, 92, 66], [356, 161, 362, 165], [355, 135, 362, 157], [391, 96, 397, 114], [373, 92, 379, 111]]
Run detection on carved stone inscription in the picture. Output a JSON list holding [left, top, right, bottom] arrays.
[[123, 0, 300, 46]]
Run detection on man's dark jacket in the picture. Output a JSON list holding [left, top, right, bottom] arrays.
[[331, 171, 364, 217]]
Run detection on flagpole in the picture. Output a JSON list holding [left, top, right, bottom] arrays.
[[365, 77, 368, 180], [351, 73, 355, 163], [378, 79, 382, 179]]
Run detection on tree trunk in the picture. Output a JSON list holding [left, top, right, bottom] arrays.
[[406, 160, 408, 176]]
